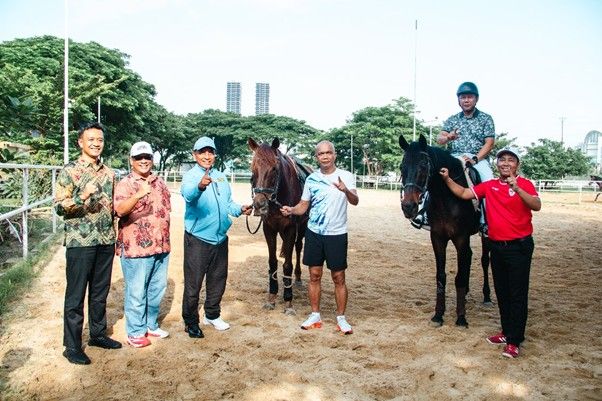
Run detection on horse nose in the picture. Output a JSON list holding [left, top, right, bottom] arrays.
[[401, 201, 418, 219]]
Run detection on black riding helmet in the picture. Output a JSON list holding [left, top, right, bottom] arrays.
[[456, 82, 479, 97]]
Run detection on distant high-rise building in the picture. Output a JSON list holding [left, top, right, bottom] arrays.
[[226, 82, 241, 114], [255, 83, 270, 115]]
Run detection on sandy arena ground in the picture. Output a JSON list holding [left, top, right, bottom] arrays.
[[0, 183, 600, 401]]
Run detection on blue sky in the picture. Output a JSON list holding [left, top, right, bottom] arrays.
[[1, 0, 601, 148]]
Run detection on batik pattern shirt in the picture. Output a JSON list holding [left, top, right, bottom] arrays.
[[55, 158, 115, 248], [114, 172, 171, 258], [442, 108, 495, 155]]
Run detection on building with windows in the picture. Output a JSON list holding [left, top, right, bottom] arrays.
[[255, 83, 270, 115], [226, 82, 241, 114], [581, 130, 601, 172]]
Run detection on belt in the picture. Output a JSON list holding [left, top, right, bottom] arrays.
[[490, 235, 532, 246]]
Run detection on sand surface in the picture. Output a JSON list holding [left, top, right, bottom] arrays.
[[0, 183, 600, 401]]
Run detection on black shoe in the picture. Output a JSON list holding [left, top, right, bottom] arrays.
[[63, 348, 91, 365], [88, 336, 122, 349], [185, 323, 204, 338]]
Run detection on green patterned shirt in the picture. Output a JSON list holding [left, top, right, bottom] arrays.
[[55, 158, 116, 248], [442, 108, 495, 155]]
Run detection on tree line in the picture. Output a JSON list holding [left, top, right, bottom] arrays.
[[0, 36, 593, 179]]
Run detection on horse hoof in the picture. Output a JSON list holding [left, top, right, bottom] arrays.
[[455, 316, 469, 327], [283, 307, 296, 316], [430, 315, 443, 327], [483, 301, 494, 307], [263, 302, 276, 310]]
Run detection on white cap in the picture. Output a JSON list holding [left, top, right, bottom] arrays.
[[130, 141, 153, 157], [496, 146, 520, 161]]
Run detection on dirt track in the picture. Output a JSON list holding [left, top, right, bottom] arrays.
[[0, 183, 601, 400]]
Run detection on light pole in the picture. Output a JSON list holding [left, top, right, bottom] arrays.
[[350, 133, 354, 175], [426, 117, 439, 145], [97, 96, 101, 123], [63, 0, 69, 164]]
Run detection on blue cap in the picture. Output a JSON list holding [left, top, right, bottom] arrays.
[[193, 136, 216, 151]]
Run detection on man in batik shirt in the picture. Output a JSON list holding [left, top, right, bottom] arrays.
[[55, 122, 121, 365], [114, 141, 171, 348]]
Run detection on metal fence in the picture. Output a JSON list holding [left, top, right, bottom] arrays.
[[0, 163, 62, 258]]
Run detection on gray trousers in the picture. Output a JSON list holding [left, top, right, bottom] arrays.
[[182, 231, 228, 324]]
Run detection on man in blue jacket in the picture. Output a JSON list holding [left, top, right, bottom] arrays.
[[180, 136, 252, 338]]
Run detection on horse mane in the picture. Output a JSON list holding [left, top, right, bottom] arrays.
[[427, 145, 469, 191]]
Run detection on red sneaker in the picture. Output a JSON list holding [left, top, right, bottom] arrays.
[[127, 335, 151, 348], [486, 332, 507, 345], [502, 344, 520, 358]]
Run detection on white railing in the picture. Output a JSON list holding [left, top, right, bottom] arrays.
[[0, 163, 62, 258]]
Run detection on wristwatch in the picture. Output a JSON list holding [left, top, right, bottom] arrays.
[[472, 156, 479, 164]]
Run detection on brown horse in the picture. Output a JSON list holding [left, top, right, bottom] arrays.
[[248, 137, 310, 314], [399, 134, 492, 327]]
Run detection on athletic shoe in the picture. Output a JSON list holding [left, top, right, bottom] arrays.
[[486, 332, 507, 345], [203, 316, 231, 331], [502, 344, 520, 358], [127, 335, 151, 348], [147, 327, 169, 338], [301, 312, 322, 330], [336, 315, 353, 335]]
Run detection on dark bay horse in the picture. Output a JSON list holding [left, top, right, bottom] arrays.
[[590, 175, 602, 201], [399, 134, 491, 327], [248, 137, 310, 314]]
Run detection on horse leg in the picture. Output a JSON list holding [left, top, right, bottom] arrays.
[[481, 236, 493, 305], [452, 235, 472, 327], [430, 235, 448, 327], [280, 227, 297, 315], [263, 225, 278, 310], [293, 223, 305, 287]]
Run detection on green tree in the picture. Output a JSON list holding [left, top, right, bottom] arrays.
[[330, 97, 417, 175], [521, 139, 591, 179], [0, 36, 159, 164]]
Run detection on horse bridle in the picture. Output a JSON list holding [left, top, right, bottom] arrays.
[[251, 152, 284, 209], [401, 150, 432, 201]]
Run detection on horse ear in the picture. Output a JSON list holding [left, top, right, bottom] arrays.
[[418, 134, 427, 150], [271, 137, 280, 150], [248, 137, 258, 151], [399, 134, 409, 151]]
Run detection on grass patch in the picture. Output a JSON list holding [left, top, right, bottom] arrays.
[[0, 233, 60, 317]]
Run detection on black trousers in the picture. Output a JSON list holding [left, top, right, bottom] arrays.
[[182, 232, 228, 324], [64, 244, 115, 349], [490, 236, 534, 347]]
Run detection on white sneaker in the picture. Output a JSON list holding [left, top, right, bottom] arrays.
[[147, 327, 169, 338], [203, 316, 230, 331], [301, 312, 322, 330], [336, 315, 353, 335]]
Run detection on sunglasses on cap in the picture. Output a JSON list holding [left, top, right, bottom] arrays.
[[132, 154, 152, 161]]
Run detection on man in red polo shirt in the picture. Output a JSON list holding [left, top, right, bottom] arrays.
[[439, 147, 541, 359]]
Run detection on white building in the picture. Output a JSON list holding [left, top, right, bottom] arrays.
[[580, 130, 601, 173]]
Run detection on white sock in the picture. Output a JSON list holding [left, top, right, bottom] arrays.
[[336, 315, 346, 321], [311, 312, 321, 319]]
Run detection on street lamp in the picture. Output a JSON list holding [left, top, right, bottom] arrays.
[[426, 117, 439, 145], [350, 133, 354, 175], [63, 0, 69, 164]]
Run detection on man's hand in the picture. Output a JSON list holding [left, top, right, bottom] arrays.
[[81, 181, 98, 200], [448, 129, 459, 141], [439, 168, 450, 181], [333, 176, 348, 193], [506, 173, 519, 191], [241, 205, 252, 215], [198, 168, 212, 190], [280, 205, 293, 216], [136, 180, 151, 200]]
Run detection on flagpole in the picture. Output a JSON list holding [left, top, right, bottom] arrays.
[[412, 19, 418, 141]]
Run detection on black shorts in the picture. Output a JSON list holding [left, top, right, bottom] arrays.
[[302, 229, 348, 271]]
